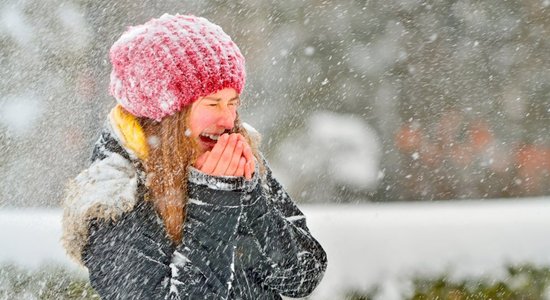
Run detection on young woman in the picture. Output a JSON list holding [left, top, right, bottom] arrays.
[[61, 14, 327, 299]]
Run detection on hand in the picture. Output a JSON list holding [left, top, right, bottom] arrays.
[[236, 134, 255, 180], [195, 133, 255, 180]]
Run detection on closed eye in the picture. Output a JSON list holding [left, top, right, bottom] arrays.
[[202, 101, 218, 107]]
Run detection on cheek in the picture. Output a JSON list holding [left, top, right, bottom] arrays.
[[189, 113, 216, 135]]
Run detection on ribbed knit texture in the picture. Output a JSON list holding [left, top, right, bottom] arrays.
[[109, 14, 246, 121], [188, 164, 259, 192]]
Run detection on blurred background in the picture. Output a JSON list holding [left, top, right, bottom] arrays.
[[2, 1, 550, 299], [2, 0, 550, 207]]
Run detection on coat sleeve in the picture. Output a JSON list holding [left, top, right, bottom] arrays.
[[243, 162, 327, 298], [81, 166, 250, 300], [169, 168, 248, 299]]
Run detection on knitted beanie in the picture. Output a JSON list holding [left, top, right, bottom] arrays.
[[109, 14, 246, 121]]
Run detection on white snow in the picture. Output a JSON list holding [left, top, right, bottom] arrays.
[[67, 152, 138, 215], [0, 5, 34, 46], [285, 215, 306, 222], [273, 111, 381, 200], [0, 208, 64, 267], [0, 94, 44, 137], [56, 4, 90, 51], [303, 198, 550, 299], [1, 198, 550, 300], [170, 251, 191, 278], [348, 22, 404, 76], [188, 198, 210, 206]]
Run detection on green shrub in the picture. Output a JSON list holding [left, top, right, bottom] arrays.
[[2, 263, 550, 299], [410, 265, 550, 300], [0, 264, 98, 300], [346, 264, 550, 300]]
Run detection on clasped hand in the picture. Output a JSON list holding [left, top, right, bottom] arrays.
[[194, 133, 255, 180]]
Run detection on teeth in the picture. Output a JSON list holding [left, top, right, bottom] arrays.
[[201, 133, 220, 141]]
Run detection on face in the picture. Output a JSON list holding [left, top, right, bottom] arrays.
[[188, 88, 240, 154]]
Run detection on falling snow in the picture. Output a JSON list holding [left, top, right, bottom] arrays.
[[2, 0, 550, 298]]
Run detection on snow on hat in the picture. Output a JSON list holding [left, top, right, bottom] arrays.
[[109, 14, 246, 121]]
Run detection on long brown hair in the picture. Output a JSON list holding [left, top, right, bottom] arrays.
[[139, 107, 261, 244]]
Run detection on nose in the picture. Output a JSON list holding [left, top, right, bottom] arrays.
[[216, 106, 235, 130]]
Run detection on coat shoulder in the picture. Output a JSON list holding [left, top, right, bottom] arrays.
[[61, 122, 142, 265]]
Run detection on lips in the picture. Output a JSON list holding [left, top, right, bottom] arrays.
[[198, 130, 231, 150], [198, 132, 223, 149], [200, 133, 221, 141], [199, 135, 218, 149]]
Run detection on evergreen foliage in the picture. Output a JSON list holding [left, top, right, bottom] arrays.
[[0, 264, 98, 299], [346, 265, 550, 300], [2, 264, 549, 299]]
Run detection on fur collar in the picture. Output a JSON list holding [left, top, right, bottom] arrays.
[[61, 107, 262, 266], [61, 119, 140, 266]]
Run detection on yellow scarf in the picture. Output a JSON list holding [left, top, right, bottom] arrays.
[[109, 105, 149, 160]]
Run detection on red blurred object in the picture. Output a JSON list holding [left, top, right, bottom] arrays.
[[395, 124, 423, 152], [468, 120, 493, 152]]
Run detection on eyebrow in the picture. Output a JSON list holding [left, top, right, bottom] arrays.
[[203, 96, 240, 101]]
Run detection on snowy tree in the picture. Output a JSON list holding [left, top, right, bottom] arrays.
[[3, 0, 550, 205]]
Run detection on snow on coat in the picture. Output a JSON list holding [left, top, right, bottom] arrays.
[[61, 117, 327, 299]]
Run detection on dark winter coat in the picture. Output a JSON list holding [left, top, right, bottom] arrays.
[[61, 121, 327, 300]]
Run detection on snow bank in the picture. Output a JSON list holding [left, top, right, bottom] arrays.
[[1, 199, 549, 299], [0, 209, 65, 267], [303, 198, 550, 299]]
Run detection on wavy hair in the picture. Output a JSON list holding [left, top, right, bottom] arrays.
[[139, 108, 261, 244]]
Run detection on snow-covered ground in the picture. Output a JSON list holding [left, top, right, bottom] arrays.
[[1, 198, 549, 299], [304, 198, 550, 299]]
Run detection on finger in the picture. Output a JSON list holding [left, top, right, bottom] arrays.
[[242, 142, 254, 164], [236, 133, 246, 143], [226, 140, 244, 176], [233, 133, 253, 161], [195, 151, 210, 169], [236, 134, 253, 153], [244, 160, 252, 180], [247, 161, 255, 180], [242, 143, 255, 175], [201, 134, 229, 173], [213, 134, 238, 176], [234, 156, 246, 177], [248, 157, 255, 175]]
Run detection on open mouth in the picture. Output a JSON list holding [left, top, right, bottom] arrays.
[[198, 130, 231, 149]]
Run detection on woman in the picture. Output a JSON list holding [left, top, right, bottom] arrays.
[[61, 14, 327, 299]]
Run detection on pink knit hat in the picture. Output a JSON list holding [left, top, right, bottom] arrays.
[[109, 14, 246, 121]]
